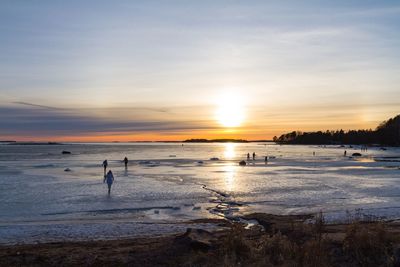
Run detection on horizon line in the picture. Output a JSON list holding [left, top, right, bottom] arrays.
[[1, 139, 275, 143]]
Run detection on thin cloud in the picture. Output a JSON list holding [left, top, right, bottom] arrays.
[[0, 105, 217, 137], [12, 101, 60, 110]]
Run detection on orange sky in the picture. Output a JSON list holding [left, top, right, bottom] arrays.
[[0, 113, 387, 142]]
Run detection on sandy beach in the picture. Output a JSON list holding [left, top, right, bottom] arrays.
[[2, 213, 400, 266]]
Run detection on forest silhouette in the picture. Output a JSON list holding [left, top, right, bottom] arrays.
[[274, 114, 400, 146]]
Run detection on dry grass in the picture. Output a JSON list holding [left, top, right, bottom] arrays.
[[211, 212, 398, 267], [343, 222, 395, 267], [220, 224, 252, 265], [216, 213, 332, 267]]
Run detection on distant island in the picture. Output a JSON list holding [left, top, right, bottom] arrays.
[[274, 114, 400, 146], [7, 142, 62, 145], [184, 139, 249, 143]]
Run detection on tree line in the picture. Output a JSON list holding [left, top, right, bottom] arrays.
[[273, 114, 400, 146]]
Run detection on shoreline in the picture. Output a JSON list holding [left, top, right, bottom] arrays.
[[2, 213, 400, 266]]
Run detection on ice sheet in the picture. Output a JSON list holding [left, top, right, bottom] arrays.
[[1, 143, 400, 243]]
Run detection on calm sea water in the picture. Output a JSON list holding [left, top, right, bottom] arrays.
[[1, 142, 400, 243]]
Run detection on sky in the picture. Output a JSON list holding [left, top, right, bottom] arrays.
[[0, 1, 399, 141]]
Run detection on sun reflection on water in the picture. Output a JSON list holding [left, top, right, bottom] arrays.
[[223, 143, 236, 159], [223, 164, 236, 192], [222, 143, 238, 191]]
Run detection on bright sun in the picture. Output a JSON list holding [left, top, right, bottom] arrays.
[[215, 93, 246, 128]]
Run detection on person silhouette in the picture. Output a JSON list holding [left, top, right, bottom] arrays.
[[252, 152, 256, 160], [123, 157, 128, 168], [344, 150, 347, 156], [102, 160, 108, 176], [104, 170, 114, 195], [247, 153, 250, 160]]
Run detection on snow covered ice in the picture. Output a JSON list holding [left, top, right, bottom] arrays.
[[1, 142, 400, 244]]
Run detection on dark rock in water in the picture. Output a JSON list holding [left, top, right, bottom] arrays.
[[64, 168, 71, 172], [174, 228, 215, 251], [239, 160, 246, 166], [210, 157, 219, 161], [62, 151, 71, 154], [197, 161, 204, 164], [352, 153, 362, 157], [380, 147, 387, 150]]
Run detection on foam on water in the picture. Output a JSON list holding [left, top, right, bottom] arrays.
[[1, 143, 400, 243]]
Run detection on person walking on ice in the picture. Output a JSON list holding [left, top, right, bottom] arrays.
[[102, 159, 108, 176], [123, 157, 128, 169], [104, 170, 114, 195]]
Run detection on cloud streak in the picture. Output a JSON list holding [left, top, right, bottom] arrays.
[[0, 105, 216, 138], [12, 101, 60, 110]]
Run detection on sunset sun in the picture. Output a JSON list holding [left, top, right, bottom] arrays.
[[215, 93, 246, 128]]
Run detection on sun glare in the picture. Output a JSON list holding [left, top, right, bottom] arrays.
[[224, 143, 236, 159], [215, 93, 246, 128]]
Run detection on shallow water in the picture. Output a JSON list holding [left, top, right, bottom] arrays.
[[1, 142, 400, 243]]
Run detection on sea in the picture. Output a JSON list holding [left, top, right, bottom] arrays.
[[1, 142, 400, 244]]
